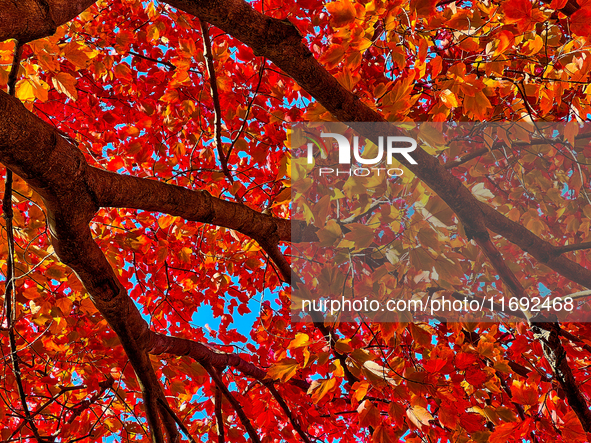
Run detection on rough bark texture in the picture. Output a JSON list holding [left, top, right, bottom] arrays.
[[0, 0, 96, 43]]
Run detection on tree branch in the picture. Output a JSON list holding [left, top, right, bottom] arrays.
[[532, 321, 591, 432], [199, 21, 234, 185], [157, 398, 198, 443], [0, 0, 96, 43], [214, 387, 225, 443], [267, 384, 312, 443], [472, 234, 591, 432], [90, 167, 290, 243], [145, 330, 309, 391], [65, 378, 115, 422], [205, 365, 261, 443], [3, 41, 45, 443], [554, 241, 591, 255]]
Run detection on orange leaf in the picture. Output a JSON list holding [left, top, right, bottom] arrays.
[[52, 72, 78, 101], [502, 0, 544, 32], [308, 377, 337, 403], [288, 333, 310, 349], [570, 8, 591, 38], [549, 0, 568, 7], [406, 405, 433, 429], [410, 0, 438, 18], [440, 89, 458, 108], [358, 400, 381, 428], [489, 422, 520, 443], [268, 358, 300, 383], [494, 30, 515, 56], [325, 0, 359, 27], [511, 380, 538, 406]]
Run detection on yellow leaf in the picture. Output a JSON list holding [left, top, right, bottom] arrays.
[[15, 79, 35, 102], [288, 333, 310, 349], [63, 42, 91, 69], [471, 183, 495, 202], [331, 359, 345, 377], [273, 187, 291, 205], [522, 34, 543, 56], [52, 72, 78, 100], [344, 223, 375, 250], [317, 219, 342, 247], [321, 45, 346, 68], [147, 24, 160, 42], [145, 1, 160, 19]]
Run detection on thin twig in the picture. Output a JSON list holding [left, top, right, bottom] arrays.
[[4, 41, 46, 443], [200, 21, 235, 185], [7, 384, 87, 440], [227, 59, 266, 161], [214, 387, 225, 443]]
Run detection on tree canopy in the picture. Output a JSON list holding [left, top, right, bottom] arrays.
[[2, 0, 591, 442]]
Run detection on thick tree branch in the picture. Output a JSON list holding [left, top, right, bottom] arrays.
[[156, 1, 591, 428], [472, 235, 591, 432], [0, 91, 309, 443], [0, 0, 96, 43], [0, 93, 177, 442], [90, 167, 290, 243], [0, 89, 291, 248], [145, 330, 309, 391], [66, 377, 115, 424], [1, 0, 591, 440], [159, 402, 181, 443], [533, 321, 591, 432]]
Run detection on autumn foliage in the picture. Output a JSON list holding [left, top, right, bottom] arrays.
[[2, 0, 591, 442]]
